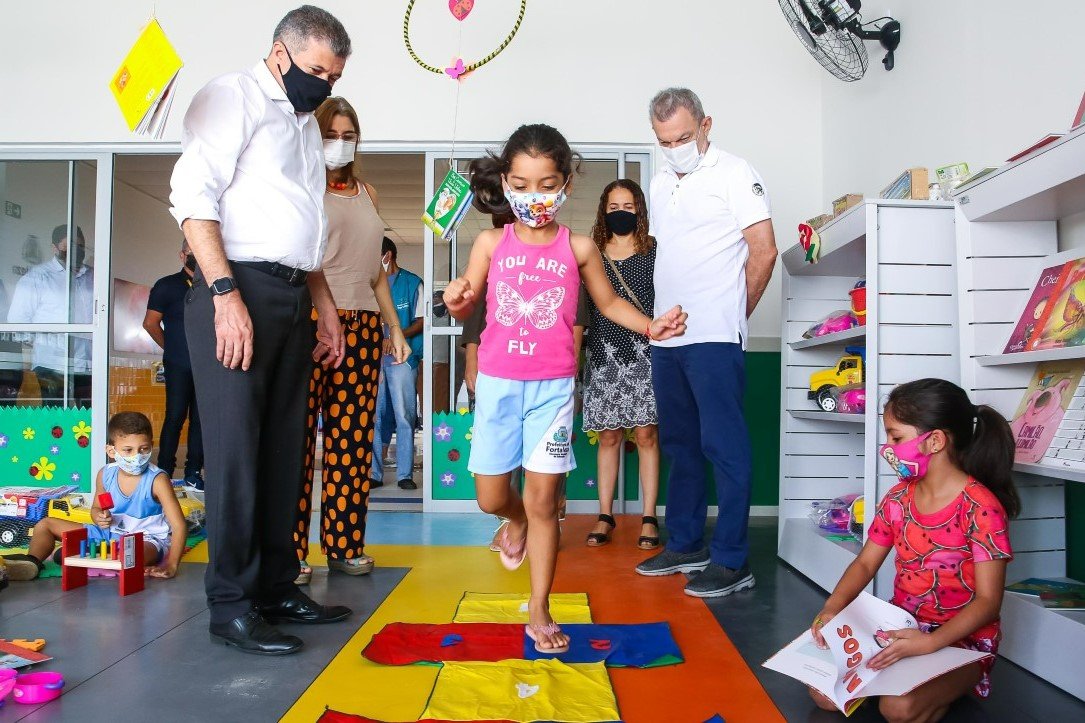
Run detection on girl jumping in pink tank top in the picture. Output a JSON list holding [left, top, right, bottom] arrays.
[[444, 124, 687, 653]]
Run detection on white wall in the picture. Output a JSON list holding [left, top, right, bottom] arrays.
[[0, 0, 826, 343], [820, 1, 1085, 226]]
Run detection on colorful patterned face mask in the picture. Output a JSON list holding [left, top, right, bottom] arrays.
[[503, 177, 569, 228]]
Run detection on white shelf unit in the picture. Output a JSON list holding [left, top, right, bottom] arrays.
[[779, 200, 958, 596], [954, 124, 1085, 700]]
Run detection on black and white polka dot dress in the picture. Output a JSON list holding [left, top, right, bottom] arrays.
[[583, 244, 658, 431]]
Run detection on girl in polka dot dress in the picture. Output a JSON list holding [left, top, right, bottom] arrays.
[[809, 379, 1019, 721], [293, 97, 410, 584]]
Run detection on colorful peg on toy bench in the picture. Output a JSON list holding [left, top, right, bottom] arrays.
[[79, 540, 87, 558]]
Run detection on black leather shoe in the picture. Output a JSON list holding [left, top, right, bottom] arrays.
[[398, 478, 417, 490], [259, 590, 352, 625], [209, 611, 303, 655]]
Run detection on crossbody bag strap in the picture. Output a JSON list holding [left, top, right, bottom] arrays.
[[602, 253, 646, 315]]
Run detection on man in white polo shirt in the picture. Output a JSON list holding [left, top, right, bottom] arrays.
[[635, 88, 778, 598]]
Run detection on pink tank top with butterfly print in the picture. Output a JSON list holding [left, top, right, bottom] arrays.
[[478, 224, 581, 381]]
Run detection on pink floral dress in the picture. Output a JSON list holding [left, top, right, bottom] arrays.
[[867, 478, 1014, 697]]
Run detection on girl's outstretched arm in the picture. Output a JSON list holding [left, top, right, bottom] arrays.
[[444, 228, 501, 320], [571, 234, 686, 341], [811, 540, 892, 647]]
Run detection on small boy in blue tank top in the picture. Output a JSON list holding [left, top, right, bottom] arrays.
[[3, 412, 188, 581]]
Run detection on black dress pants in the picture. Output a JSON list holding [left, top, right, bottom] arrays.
[[186, 263, 313, 624], [157, 361, 204, 478]]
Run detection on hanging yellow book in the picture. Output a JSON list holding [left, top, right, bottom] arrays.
[[109, 19, 183, 137]]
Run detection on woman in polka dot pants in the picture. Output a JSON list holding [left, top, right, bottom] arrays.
[[294, 97, 410, 584]]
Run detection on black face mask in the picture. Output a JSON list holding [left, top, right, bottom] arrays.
[[184, 254, 197, 272], [277, 45, 332, 113], [604, 210, 638, 237]]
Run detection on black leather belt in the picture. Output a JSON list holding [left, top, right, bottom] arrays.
[[234, 261, 309, 287]]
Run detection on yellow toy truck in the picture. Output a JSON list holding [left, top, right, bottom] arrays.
[[808, 346, 866, 413]]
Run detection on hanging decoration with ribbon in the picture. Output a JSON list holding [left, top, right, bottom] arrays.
[[403, 0, 528, 80]]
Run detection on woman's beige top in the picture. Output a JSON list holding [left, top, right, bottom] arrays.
[[322, 185, 384, 312]]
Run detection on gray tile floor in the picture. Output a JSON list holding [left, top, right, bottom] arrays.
[[0, 564, 404, 721], [711, 519, 1085, 722]]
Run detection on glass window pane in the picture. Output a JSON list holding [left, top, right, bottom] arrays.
[[565, 159, 618, 236]]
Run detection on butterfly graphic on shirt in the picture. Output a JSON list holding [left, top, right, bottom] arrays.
[[493, 281, 565, 330]]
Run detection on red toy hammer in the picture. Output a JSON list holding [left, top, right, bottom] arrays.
[[97, 492, 114, 511]]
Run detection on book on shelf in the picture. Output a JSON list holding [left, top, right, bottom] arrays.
[[1009, 361, 1085, 464], [1006, 578, 1085, 597], [1006, 133, 1065, 163], [1036, 372, 1085, 470], [763, 592, 991, 716], [1003, 262, 1070, 353], [1040, 591, 1085, 610], [109, 19, 183, 138], [1027, 258, 1085, 351]]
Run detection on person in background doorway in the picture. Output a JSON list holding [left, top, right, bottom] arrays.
[[582, 180, 660, 549], [143, 240, 204, 489], [169, 5, 354, 656], [635, 87, 778, 599], [370, 238, 423, 491], [293, 96, 409, 587], [7, 224, 93, 407]]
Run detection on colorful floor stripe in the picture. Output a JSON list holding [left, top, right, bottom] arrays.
[[188, 515, 782, 722]]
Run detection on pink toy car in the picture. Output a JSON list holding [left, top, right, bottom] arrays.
[[832, 384, 866, 414], [802, 311, 859, 339]]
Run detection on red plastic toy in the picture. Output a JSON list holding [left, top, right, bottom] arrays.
[[60, 528, 144, 597], [97, 492, 114, 511]]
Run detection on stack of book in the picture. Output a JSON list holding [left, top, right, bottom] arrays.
[[1006, 578, 1085, 610]]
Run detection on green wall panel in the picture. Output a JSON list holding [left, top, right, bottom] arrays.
[[430, 351, 782, 508]]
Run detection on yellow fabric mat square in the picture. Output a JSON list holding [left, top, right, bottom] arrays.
[[422, 660, 618, 723], [453, 592, 593, 624]]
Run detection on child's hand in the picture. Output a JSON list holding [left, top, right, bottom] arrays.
[[147, 563, 178, 579], [649, 305, 688, 341], [867, 628, 935, 669], [92, 508, 112, 528], [443, 277, 475, 313], [811, 609, 837, 649]]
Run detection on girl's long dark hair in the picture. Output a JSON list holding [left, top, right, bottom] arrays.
[[885, 378, 1020, 518], [468, 124, 581, 216], [590, 179, 653, 256]]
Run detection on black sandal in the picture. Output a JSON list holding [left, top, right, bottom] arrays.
[[638, 516, 661, 550], [586, 514, 616, 547]]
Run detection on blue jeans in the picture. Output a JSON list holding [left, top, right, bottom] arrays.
[[371, 362, 418, 483], [652, 343, 751, 569]]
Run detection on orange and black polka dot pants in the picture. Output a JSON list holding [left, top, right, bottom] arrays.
[[294, 309, 383, 561]]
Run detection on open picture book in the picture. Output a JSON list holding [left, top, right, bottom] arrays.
[[763, 592, 991, 716]]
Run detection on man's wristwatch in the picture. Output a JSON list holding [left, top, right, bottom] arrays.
[[209, 277, 237, 296]]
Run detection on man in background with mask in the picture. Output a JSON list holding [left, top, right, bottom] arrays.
[[635, 88, 778, 600], [7, 224, 93, 407], [169, 4, 352, 656], [142, 239, 204, 490], [371, 237, 423, 491]]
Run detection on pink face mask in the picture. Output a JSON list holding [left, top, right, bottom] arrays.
[[880, 431, 933, 482]]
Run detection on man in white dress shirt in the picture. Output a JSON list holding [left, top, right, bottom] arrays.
[[635, 88, 779, 599], [170, 5, 352, 656], [7, 224, 93, 407]]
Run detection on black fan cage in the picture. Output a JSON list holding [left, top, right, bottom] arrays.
[[779, 0, 868, 82]]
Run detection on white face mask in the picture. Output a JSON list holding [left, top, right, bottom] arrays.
[[323, 139, 357, 170], [660, 137, 703, 174], [382, 256, 391, 273]]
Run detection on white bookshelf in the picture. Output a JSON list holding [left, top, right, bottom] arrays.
[[954, 124, 1085, 700], [778, 200, 957, 596]]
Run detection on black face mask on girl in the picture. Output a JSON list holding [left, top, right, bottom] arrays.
[[277, 45, 333, 113], [604, 210, 638, 237], [184, 254, 197, 272]]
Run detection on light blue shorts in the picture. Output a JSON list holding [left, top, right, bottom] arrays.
[[468, 372, 577, 475]]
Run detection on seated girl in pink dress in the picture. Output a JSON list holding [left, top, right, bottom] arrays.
[[809, 378, 1018, 722]]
